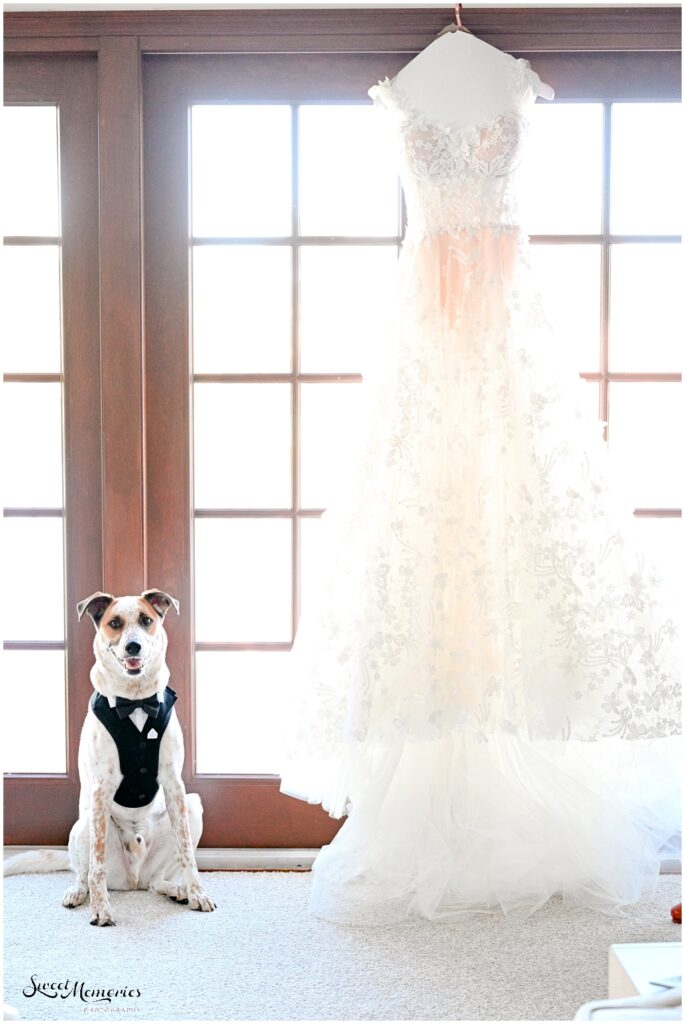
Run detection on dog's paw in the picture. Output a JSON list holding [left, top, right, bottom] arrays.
[[63, 884, 88, 908], [89, 902, 116, 926], [152, 879, 188, 903], [166, 882, 188, 904], [187, 885, 217, 912]]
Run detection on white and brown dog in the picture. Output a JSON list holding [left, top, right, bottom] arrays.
[[4, 589, 215, 925]]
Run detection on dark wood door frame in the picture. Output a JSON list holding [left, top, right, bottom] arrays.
[[141, 53, 374, 848], [4, 8, 681, 846], [145, 44, 680, 848], [98, 36, 147, 597], [3, 56, 102, 844], [3, 7, 682, 55]]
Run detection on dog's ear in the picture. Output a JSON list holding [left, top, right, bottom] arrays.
[[141, 589, 180, 621], [77, 591, 115, 625]]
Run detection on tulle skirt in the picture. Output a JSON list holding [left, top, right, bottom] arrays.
[[305, 732, 680, 925], [279, 226, 681, 924]]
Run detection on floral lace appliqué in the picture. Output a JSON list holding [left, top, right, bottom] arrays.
[[280, 60, 680, 822]]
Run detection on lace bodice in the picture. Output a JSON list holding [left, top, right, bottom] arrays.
[[369, 58, 539, 238]]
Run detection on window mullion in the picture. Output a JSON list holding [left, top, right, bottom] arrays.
[[599, 101, 612, 435]]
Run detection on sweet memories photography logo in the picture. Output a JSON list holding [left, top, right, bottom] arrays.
[[22, 975, 142, 1006]]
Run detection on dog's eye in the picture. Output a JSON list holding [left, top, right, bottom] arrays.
[[108, 618, 122, 630], [140, 615, 153, 628]]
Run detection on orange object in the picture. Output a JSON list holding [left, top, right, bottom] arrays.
[[671, 903, 681, 924]]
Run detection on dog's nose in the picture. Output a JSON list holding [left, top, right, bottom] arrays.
[[125, 640, 142, 656]]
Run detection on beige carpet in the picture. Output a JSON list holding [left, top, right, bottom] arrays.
[[3, 871, 681, 1021]]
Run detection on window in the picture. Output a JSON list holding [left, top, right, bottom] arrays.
[[4, 9, 681, 847], [3, 55, 101, 841], [189, 101, 400, 774], [144, 43, 681, 846], [192, 96, 683, 775], [523, 99, 682, 581], [4, 105, 66, 771]]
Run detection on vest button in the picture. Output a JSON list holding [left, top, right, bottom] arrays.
[[140, 767, 147, 774], [139, 794, 146, 800], [139, 741, 146, 749]]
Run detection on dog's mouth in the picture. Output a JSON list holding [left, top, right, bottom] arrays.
[[109, 647, 147, 676]]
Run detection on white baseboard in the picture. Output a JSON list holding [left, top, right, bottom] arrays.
[[196, 848, 317, 870], [660, 859, 681, 875], [4, 846, 681, 874], [2, 845, 318, 870]]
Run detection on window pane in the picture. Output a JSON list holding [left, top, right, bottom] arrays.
[[633, 516, 682, 594], [195, 651, 290, 773], [300, 516, 327, 622], [299, 105, 400, 236], [300, 382, 366, 509], [609, 382, 682, 508], [528, 244, 601, 371], [520, 104, 603, 234], [299, 245, 398, 373], [194, 518, 292, 642], [3, 518, 65, 641], [609, 244, 682, 372], [194, 383, 292, 508], [191, 106, 292, 237], [2, 246, 62, 373], [3, 106, 60, 236], [192, 245, 291, 373], [578, 380, 601, 425], [611, 103, 682, 235], [3, 383, 63, 507], [2, 651, 66, 772]]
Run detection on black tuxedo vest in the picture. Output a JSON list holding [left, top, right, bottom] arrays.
[[89, 686, 177, 808]]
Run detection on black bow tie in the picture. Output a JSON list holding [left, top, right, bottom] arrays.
[[114, 695, 161, 720]]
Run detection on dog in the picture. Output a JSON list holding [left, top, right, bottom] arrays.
[[4, 589, 216, 925]]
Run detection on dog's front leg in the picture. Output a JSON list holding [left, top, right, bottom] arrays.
[[159, 767, 216, 912], [63, 816, 90, 908], [88, 778, 118, 926]]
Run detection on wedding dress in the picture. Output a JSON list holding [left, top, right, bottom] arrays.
[[278, 39, 681, 925]]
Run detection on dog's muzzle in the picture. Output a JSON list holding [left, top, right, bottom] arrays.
[[109, 645, 147, 676]]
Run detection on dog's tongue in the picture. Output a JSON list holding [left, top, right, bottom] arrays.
[[126, 658, 142, 670]]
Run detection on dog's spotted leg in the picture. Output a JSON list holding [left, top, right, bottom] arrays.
[[158, 767, 216, 912], [88, 779, 119, 925]]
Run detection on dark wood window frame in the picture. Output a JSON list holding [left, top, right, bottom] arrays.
[[4, 8, 681, 848]]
